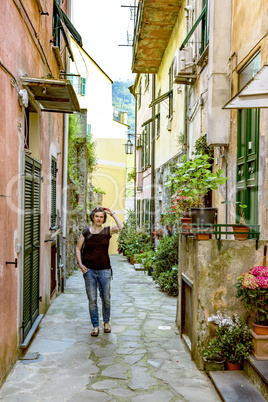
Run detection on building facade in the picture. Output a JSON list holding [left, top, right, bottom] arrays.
[[131, 0, 268, 367], [0, 0, 80, 385]]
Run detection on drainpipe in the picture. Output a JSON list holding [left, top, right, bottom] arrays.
[[129, 84, 137, 223], [61, 0, 70, 291], [184, 86, 188, 158], [61, 113, 69, 291], [151, 75, 156, 232]]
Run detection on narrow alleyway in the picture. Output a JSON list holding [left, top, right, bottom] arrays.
[[0, 255, 220, 402]]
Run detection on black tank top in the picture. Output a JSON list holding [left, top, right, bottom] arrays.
[[82, 226, 111, 270]]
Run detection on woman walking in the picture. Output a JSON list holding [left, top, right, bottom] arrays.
[[76, 207, 124, 336]]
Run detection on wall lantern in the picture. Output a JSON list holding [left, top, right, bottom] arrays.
[[125, 139, 134, 155]]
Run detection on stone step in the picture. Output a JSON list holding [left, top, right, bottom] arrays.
[[244, 355, 268, 400], [209, 370, 266, 402]]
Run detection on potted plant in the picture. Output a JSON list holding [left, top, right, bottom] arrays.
[[236, 266, 268, 360], [222, 201, 249, 240], [159, 212, 176, 233], [152, 228, 164, 240], [166, 154, 228, 238], [235, 267, 268, 332], [204, 311, 253, 370]]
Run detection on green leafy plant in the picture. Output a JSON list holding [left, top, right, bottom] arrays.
[[235, 266, 268, 326], [222, 201, 247, 225], [166, 154, 228, 208], [155, 266, 178, 296], [117, 210, 152, 258], [193, 134, 214, 160], [159, 212, 176, 226], [152, 234, 179, 280], [152, 228, 164, 239], [204, 311, 253, 364]]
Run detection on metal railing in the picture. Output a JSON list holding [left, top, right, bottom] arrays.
[[179, 223, 260, 250]]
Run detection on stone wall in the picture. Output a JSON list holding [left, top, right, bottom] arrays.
[[177, 236, 268, 369]]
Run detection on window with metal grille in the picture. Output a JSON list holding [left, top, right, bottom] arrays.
[[51, 157, 57, 227], [142, 124, 151, 170]]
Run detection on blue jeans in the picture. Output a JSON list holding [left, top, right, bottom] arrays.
[[83, 269, 111, 327]]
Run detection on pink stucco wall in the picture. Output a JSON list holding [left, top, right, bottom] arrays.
[[0, 0, 66, 384]]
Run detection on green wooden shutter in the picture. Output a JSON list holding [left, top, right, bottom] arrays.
[[81, 77, 86, 96], [137, 199, 141, 227], [23, 155, 41, 341], [69, 73, 74, 86], [51, 157, 57, 227]]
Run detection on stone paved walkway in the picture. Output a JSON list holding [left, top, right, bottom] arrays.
[[0, 255, 220, 401]]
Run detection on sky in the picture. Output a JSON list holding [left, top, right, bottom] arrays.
[[71, 0, 135, 82]]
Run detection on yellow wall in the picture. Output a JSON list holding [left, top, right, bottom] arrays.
[[93, 138, 127, 254]]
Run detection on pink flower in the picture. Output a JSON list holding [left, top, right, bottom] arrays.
[[256, 276, 268, 289], [249, 266, 268, 277], [242, 273, 258, 289]]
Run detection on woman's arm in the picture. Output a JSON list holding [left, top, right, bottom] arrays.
[[75, 234, 88, 273], [103, 208, 124, 234]]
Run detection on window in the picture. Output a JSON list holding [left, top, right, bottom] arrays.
[[168, 64, 174, 119], [51, 157, 57, 227], [239, 52, 261, 90], [137, 199, 141, 227], [145, 74, 149, 91], [236, 52, 261, 226], [180, 0, 209, 56], [156, 89, 161, 137], [138, 79, 142, 109], [69, 74, 86, 96], [142, 124, 151, 170], [200, 0, 209, 55]]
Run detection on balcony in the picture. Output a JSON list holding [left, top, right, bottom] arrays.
[[132, 0, 183, 73]]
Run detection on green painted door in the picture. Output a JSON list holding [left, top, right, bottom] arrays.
[[237, 52, 261, 226], [237, 108, 259, 225], [23, 155, 41, 341]]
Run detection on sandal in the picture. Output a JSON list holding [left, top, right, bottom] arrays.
[[91, 327, 99, 337], [104, 323, 111, 333]]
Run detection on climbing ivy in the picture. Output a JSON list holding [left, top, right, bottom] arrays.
[[68, 114, 97, 207]]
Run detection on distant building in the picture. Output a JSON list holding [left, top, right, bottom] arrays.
[[69, 38, 129, 254]]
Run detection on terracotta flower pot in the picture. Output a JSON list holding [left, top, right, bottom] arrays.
[[226, 361, 241, 371], [232, 225, 249, 240], [252, 323, 268, 335], [180, 217, 192, 233]]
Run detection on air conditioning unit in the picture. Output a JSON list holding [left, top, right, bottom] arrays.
[[173, 46, 196, 84]]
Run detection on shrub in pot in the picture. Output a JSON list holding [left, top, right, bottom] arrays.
[[166, 154, 228, 236], [204, 311, 253, 368], [235, 266, 268, 329], [222, 201, 249, 240]]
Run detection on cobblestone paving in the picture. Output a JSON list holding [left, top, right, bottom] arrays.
[[0, 255, 220, 401]]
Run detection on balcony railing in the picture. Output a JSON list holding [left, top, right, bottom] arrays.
[[179, 223, 260, 250]]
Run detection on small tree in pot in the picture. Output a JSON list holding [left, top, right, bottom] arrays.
[[166, 154, 228, 236]]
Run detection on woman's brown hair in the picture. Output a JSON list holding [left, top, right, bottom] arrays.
[[90, 207, 107, 223]]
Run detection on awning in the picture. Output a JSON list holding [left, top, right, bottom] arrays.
[[149, 90, 172, 108], [223, 65, 268, 109], [21, 77, 80, 113]]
